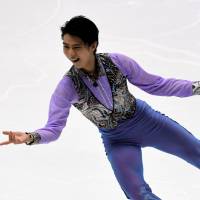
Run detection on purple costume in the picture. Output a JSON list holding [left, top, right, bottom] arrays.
[[33, 53, 193, 143], [29, 53, 200, 200]]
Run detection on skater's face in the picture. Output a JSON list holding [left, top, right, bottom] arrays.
[[62, 34, 97, 72]]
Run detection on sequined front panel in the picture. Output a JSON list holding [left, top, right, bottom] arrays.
[[66, 53, 136, 129]]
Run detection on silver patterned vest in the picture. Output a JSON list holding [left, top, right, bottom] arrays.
[[66, 53, 136, 129]]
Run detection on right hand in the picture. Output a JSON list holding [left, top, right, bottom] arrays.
[[0, 131, 30, 146]]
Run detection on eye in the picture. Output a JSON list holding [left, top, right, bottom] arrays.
[[74, 46, 81, 49], [63, 46, 69, 49]]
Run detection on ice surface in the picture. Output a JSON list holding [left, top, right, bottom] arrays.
[[0, 0, 200, 199]]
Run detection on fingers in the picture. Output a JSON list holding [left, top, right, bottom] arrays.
[[2, 131, 14, 136], [1, 131, 25, 145], [9, 131, 14, 141], [0, 131, 14, 146], [0, 141, 11, 145], [2, 131, 11, 135]]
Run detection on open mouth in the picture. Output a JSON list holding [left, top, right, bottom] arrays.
[[71, 58, 79, 63]]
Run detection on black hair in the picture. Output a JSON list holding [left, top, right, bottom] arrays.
[[60, 15, 99, 53]]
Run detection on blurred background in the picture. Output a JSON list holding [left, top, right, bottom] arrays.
[[0, 0, 200, 199]]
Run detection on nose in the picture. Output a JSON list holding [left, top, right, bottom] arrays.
[[68, 48, 76, 59]]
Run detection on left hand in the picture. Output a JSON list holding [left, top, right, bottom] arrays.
[[0, 131, 29, 145]]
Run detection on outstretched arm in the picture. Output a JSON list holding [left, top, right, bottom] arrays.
[[28, 75, 78, 145], [109, 53, 195, 97], [0, 75, 78, 146]]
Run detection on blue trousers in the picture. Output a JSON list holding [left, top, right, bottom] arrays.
[[99, 99, 200, 200]]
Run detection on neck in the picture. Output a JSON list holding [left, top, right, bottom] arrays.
[[83, 54, 96, 73]]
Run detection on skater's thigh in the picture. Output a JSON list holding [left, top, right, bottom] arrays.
[[142, 114, 200, 158]]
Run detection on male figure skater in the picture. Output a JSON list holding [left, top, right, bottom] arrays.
[[1, 15, 200, 200]]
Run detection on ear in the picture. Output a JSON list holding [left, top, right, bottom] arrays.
[[90, 41, 98, 51]]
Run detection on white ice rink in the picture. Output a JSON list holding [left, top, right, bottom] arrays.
[[0, 0, 200, 199]]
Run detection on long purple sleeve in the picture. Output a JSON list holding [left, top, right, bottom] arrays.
[[34, 76, 78, 144], [109, 53, 193, 97]]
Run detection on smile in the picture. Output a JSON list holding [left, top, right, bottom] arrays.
[[71, 58, 79, 62]]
